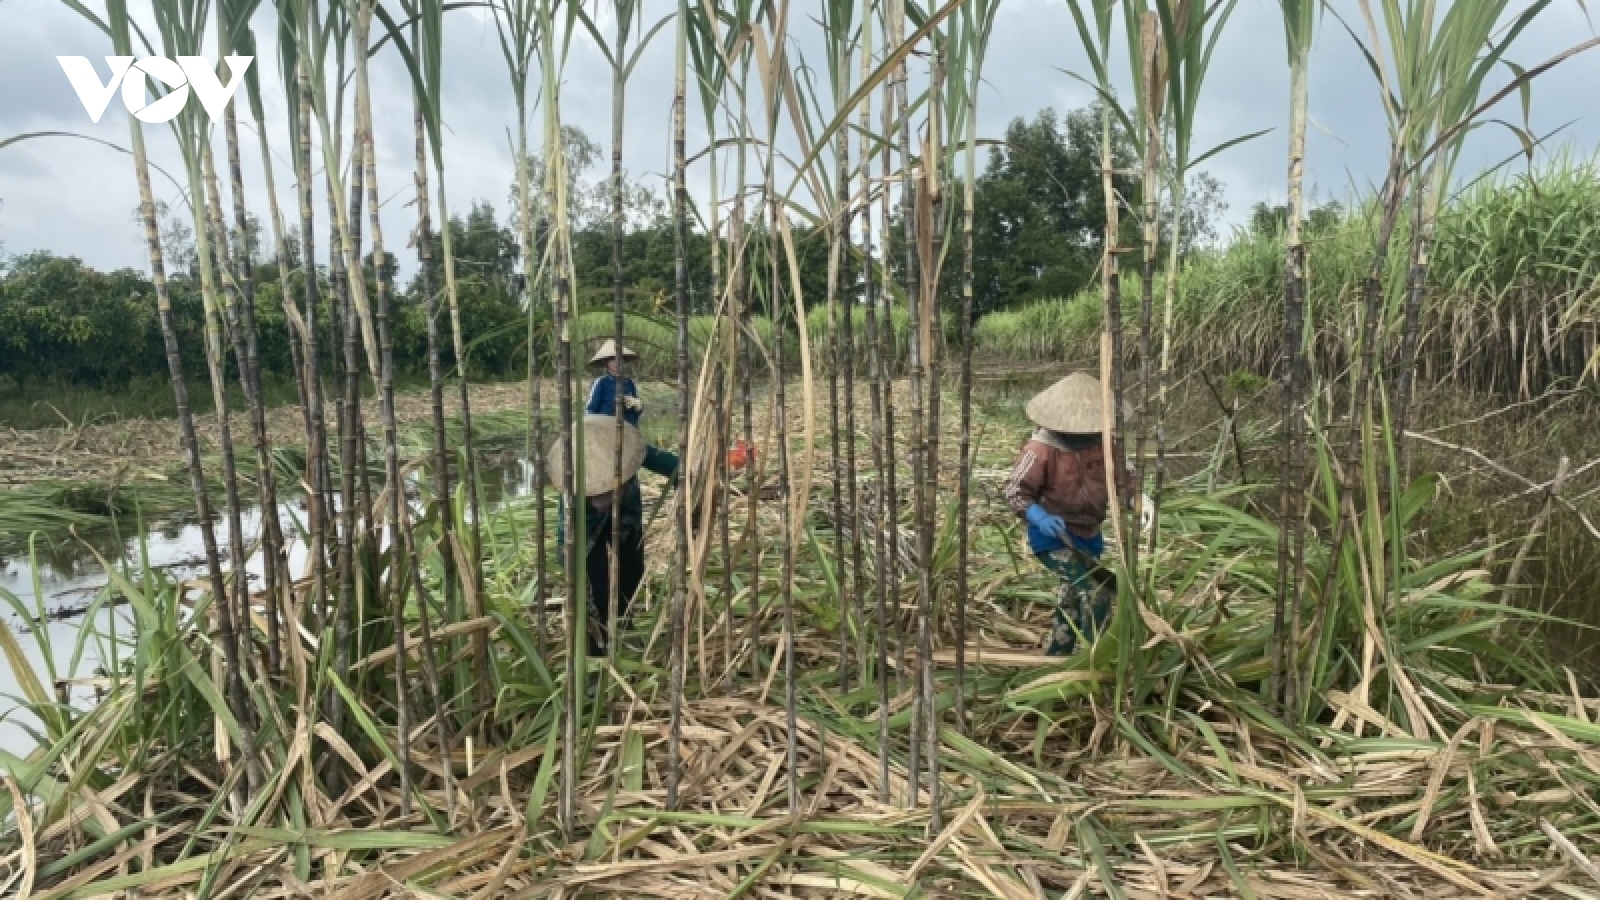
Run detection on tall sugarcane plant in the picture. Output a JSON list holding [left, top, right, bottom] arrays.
[[1271, 0, 1315, 714], [1296, 0, 1579, 714], [946, 0, 999, 733], [1147, 0, 1240, 564], [520, 0, 588, 837], [301, 0, 365, 742], [170, 0, 259, 771], [490, 0, 548, 655], [575, 0, 662, 677], [92, 0, 252, 788], [667, 0, 690, 811], [819, 0, 858, 695], [409, 0, 490, 716], [684, 0, 746, 695], [1064, 0, 1135, 580], [216, 0, 289, 682], [858, 0, 892, 800]]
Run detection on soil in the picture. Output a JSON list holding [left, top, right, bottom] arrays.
[[0, 381, 533, 489]]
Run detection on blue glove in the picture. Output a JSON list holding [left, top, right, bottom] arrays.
[[1025, 504, 1068, 541]]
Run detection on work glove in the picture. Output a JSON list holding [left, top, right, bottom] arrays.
[[623, 395, 642, 412], [1025, 503, 1069, 541]]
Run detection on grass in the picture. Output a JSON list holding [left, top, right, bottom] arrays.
[[971, 295, 1102, 365], [972, 152, 1600, 395], [0, 374, 308, 431]]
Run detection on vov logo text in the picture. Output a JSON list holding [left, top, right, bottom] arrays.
[[58, 56, 253, 124]]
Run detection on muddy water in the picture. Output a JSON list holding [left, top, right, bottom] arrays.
[[0, 450, 542, 756]]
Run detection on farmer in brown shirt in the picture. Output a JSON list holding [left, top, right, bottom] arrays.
[[1003, 373, 1131, 655]]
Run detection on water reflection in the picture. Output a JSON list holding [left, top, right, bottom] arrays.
[[0, 442, 544, 756]]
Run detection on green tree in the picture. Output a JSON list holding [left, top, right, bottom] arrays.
[[404, 201, 524, 377], [1248, 198, 1344, 237], [969, 106, 1137, 314], [0, 252, 200, 386], [965, 106, 1229, 314]]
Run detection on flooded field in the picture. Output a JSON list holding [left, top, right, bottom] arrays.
[[0, 446, 542, 755]]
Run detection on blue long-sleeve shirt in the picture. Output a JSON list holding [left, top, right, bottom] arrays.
[[586, 374, 641, 427]]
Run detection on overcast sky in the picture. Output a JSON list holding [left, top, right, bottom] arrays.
[[2, 0, 1597, 280]]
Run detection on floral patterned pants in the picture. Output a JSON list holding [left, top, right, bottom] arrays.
[[1036, 534, 1113, 656]]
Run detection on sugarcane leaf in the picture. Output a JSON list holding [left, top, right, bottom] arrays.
[[1078, 816, 1127, 900], [329, 673, 444, 828], [524, 709, 561, 830], [1189, 128, 1272, 170], [571, 3, 617, 69], [1216, 832, 1261, 900], [623, 12, 677, 80]]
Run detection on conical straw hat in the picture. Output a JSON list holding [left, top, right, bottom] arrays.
[[1025, 373, 1120, 433], [546, 415, 647, 497], [589, 338, 639, 365]]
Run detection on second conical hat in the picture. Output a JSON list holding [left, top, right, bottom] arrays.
[[589, 338, 640, 365], [546, 415, 647, 497], [1025, 373, 1118, 433]]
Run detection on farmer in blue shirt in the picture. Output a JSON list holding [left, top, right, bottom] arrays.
[[586, 338, 642, 427], [550, 414, 679, 657]]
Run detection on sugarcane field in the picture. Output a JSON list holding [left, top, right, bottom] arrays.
[[5, 0, 1600, 896]]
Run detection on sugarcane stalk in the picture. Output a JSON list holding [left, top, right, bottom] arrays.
[[296, 12, 333, 655], [413, 90, 459, 681], [604, 1, 638, 678], [500, 0, 547, 657], [668, 0, 690, 810], [875, 42, 903, 700], [709, 138, 734, 696], [858, 8, 891, 803], [186, 124, 254, 763], [889, 0, 933, 813], [757, 3, 799, 815], [954, 16, 981, 733], [199, 140, 260, 705], [347, 0, 413, 810], [212, 23, 286, 683], [245, 40, 299, 677], [919, 42, 946, 832], [329, 134, 362, 740], [1272, 2, 1311, 711], [772, 229, 800, 819], [1136, 12, 1161, 519], [736, 84, 760, 688], [536, 0, 584, 838], [111, 0, 249, 788], [692, 7, 736, 692], [839, 135, 864, 703]]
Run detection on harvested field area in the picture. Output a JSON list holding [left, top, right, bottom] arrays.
[[5, 386, 1599, 898], [0, 382, 532, 489]]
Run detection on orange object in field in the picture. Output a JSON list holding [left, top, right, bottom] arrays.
[[727, 440, 754, 472]]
